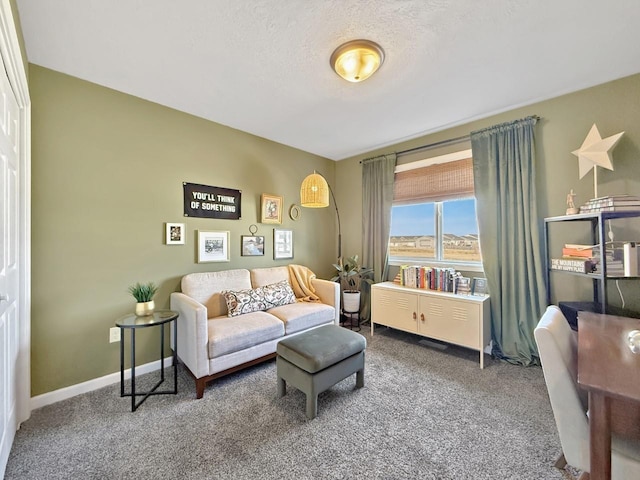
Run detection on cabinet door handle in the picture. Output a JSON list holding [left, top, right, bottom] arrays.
[[412, 312, 417, 320], [420, 313, 425, 322]]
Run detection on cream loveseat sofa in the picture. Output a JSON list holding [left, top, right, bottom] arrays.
[[170, 265, 339, 398]]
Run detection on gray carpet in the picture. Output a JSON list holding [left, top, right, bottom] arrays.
[[6, 327, 574, 479]]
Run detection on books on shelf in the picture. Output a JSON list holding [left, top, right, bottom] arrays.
[[398, 265, 473, 294], [562, 246, 593, 258], [579, 194, 640, 213], [551, 258, 596, 274], [581, 205, 640, 213], [554, 242, 631, 277]]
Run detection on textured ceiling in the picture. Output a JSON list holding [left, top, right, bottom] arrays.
[[15, 0, 640, 160]]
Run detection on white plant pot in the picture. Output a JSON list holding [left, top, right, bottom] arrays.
[[135, 300, 155, 316], [342, 291, 360, 313]]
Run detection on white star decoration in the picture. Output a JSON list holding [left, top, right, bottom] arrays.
[[571, 124, 624, 179]]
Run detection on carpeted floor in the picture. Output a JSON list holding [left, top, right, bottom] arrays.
[[6, 326, 575, 479]]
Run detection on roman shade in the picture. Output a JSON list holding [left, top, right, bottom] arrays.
[[393, 158, 474, 204]]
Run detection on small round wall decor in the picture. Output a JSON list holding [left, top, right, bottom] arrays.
[[289, 204, 301, 221]]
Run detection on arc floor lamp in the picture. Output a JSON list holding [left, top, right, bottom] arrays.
[[300, 171, 341, 260]]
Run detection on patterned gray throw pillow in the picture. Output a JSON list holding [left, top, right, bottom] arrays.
[[261, 280, 296, 308], [222, 280, 296, 317], [222, 287, 268, 317]]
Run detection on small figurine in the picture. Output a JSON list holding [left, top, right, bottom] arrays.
[[566, 189, 579, 215]]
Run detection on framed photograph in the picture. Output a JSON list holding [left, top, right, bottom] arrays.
[[471, 277, 488, 296], [241, 235, 265, 256], [273, 229, 293, 260], [166, 222, 185, 245], [197, 230, 230, 263], [261, 193, 283, 224]]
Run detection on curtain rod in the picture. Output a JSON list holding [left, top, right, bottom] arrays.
[[396, 134, 470, 156], [359, 135, 469, 164], [360, 115, 541, 164]]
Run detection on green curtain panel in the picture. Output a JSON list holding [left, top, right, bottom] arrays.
[[471, 117, 547, 365], [361, 153, 397, 321]]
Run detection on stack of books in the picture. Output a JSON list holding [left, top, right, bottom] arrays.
[[551, 243, 625, 276], [579, 195, 640, 213], [550, 244, 597, 273], [599, 248, 625, 276]]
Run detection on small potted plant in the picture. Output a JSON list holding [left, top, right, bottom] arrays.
[[331, 255, 374, 313], [128, 281, 158, 316]]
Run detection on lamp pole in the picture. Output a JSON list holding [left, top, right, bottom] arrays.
[[327, 183, 342, 261]]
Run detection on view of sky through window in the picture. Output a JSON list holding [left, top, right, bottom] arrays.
[[389, 198, 481, 262], [390, 199, 477, 236]]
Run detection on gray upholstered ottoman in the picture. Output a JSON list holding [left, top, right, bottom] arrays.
[[276, 324, 366, 419]]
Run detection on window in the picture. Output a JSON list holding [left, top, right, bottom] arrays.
[[388, 149, 482, 268]]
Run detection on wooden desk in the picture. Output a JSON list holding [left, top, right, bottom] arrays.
[[577, 312, 640, 480]]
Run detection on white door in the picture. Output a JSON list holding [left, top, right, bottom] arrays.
[[0, 50, 21, 473]]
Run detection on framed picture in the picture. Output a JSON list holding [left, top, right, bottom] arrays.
[[166, 222, 185, 245], [241, 235, 265, 256], [471, 277, 488, 296], [261, 193, 283, 224], [197, 230, 230, 263], [273, 228, 293, 260]]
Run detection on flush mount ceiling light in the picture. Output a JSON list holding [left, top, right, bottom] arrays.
[[330, 39, 385, 83]]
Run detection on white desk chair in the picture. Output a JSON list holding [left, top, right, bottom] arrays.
[[534, 305, 640, 479]]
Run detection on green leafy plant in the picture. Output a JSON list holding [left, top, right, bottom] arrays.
[[331, 255, 374, 292], [128, 282, 158, 303]]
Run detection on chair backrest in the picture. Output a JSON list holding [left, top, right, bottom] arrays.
[[534, 305, 590, 472]]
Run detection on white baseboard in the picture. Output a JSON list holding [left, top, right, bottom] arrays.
[[30, 356, 174, 411]]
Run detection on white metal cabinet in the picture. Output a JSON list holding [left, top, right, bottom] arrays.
[[371, 282, 490, 368], [371, 285, 417, 333]]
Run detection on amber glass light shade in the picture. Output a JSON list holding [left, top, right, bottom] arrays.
[[330, 39, 384, 83], [300, 172, 329, 208]]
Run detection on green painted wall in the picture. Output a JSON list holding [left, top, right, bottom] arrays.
[[30, 61, 640, 396], [337, 73, 640, 312], [30, 65, 337, 396]]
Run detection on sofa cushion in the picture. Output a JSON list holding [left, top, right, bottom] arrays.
[[207, 311, 285, 358], [182, 269, 252, 318], [250, 266, 290, 288], [267, 302, 335, 334], [223, 280, 296, 317]]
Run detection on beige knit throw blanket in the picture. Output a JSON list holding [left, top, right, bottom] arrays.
[[288, 264, 320, 302]]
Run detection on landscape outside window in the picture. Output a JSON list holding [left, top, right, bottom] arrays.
[[389, 198, 481, 263]]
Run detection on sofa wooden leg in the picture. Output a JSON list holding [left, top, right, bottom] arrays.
[[196, 378, 206, 399]]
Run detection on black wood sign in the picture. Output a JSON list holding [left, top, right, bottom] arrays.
[[183, 182, 241, 219]]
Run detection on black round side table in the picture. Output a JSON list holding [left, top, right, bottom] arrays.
[[341, 309, 361, 332], [115, 309, 179, 411]]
